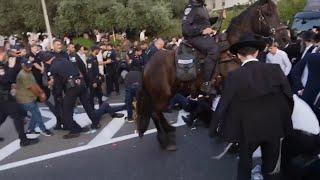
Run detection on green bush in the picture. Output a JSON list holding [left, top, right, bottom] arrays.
[[72, 38, 94, 49]]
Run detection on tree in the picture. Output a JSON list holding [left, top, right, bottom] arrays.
[[54, 0, 93, 37], [277, 0, 307, 24]]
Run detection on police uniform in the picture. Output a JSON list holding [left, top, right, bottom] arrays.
[[87, 54, 103, 109], [104, 50, 119, 96], [0, 59, 39, 146], [130, 53, 144, 72], [182, 0, 220, 90], [50, 51, 69, 129], [47, 58, 100, 138], [143, 43, 158, 65]]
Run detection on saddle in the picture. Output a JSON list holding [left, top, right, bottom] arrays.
[[175, 33, 231, 82], [175, 42, 203, 82]]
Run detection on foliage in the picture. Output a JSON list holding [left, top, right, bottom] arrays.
[[0, 0, 308, 39], [72, 37, 94, 49], [277, 0, 308, 24]]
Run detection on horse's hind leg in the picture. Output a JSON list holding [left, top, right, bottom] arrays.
[[151, 112, 169, 149], [159, 113, 176, 133], [158, 112, 177, 151]]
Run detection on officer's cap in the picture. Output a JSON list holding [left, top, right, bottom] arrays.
[[21, 58, 33, 68]]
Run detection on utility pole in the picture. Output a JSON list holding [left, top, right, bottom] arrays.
[[41, 0, 53, 49]]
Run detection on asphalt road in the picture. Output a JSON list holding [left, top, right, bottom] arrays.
[[0, 92, 238, 180], [0, 127, 237, 180]]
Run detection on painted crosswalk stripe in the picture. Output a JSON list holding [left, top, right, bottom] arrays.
[[0, 110, 187, 171]]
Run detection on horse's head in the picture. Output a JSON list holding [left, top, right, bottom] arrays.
[[250, 0, 290, 48]]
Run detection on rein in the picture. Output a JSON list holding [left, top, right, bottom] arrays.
[[228, 6, 287, 41]]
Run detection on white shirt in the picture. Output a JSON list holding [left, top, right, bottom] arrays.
[[140, 31, 146, 42], [266, 49, 292, 76], [77, 52, 87, 66], [301, 44, 314, 87], [241, 58, 259, 66], [97, 51, 104, 74], [312, 46, 320, 53]]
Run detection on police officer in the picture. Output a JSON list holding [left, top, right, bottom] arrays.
[[129, 46, 144, 72], [143, 38, 165, 65], [87, 46, 103, 109], [67, 43, 77, 67], [182, 0, 220, 93], [43, 53, 101, 139], [50, 39, 68, 130], [103, 44, 120, 96], [0, 51, 39, 146]]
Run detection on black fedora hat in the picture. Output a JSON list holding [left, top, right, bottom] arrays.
[[229, 34, 266, 55]]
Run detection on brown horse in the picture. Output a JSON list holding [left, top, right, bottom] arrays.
[[136, 0, 288, 151]]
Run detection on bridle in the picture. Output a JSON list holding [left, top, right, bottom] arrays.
[[256, 7, 287, 40]]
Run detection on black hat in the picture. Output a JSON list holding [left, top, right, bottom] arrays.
[[229, 34, 266, 55], [301, 31, 316, 42], [21, 58, 33, 68], [41, 52, 55, 62]]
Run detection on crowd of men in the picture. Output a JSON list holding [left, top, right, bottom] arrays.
[[0, 31, 179, 144], [0, 5, 320, 179]]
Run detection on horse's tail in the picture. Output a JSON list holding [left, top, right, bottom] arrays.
[[136, 82, 152, 137]]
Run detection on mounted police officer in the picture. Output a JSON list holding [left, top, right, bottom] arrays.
[[0, 51, 39, 146], [182, 0, 220, 93]]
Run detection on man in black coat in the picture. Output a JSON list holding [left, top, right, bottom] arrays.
[[300, 52, 320, 121], [216, 35, 294, 180], [290, 31, 316, 94], [182, 0, 220, 94]]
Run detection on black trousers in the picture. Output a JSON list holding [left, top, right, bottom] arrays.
[[62, 85, 99, 133], [238, 139, 281, 180], [52, 90, 64, 127], [187, 35, 220, 82], [0, 97, 27, 141], [106, 72, 119, 96], [89, 85, 103, 109]]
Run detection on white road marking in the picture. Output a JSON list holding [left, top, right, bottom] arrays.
[[88, 111, 127, 146], [0, 107, 56, 162], [0, 110, 186, 171], [0, 103, 125, 163]]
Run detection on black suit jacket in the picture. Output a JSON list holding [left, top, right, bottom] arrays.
[[75, 54, 89, 85], [216, 61, 294, 143], [301, 53, 320, 107], [290, 46, 316, 93]]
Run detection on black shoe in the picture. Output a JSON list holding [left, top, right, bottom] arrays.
[[41, 130, 54, 137], [20, 138, 39, 147], [81, 127, 91, 133], [26, 130, 41, 135], [0, 137, 4, 142], [125, 117, 134, 123], [63, 132, 80, 139], [91, 123, 101, 130], [182, 116, 194, 127], [111, 113, 124, 118]]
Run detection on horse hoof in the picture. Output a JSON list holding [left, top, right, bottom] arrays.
[[166, 144, 177, 151]]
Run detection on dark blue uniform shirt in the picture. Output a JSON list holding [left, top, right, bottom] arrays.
[[86, 55, 100, 84]]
